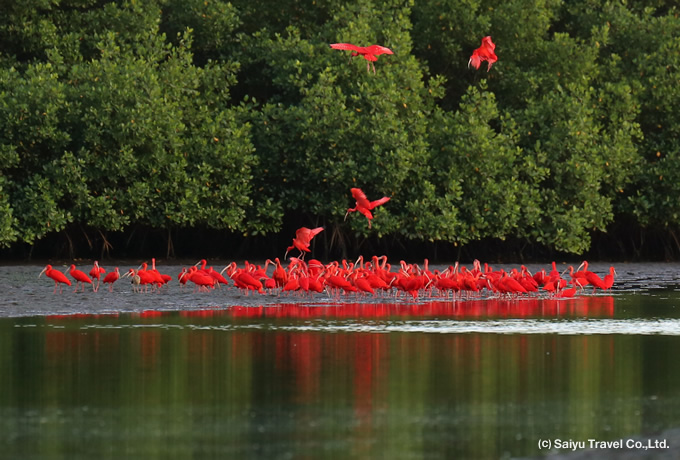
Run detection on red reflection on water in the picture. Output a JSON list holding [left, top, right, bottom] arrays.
[[46, 312, 120, 320], [225, 296, 615, 319], [34, 295, 624, 453]]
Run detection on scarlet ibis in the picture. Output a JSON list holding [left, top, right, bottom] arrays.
[[469, 36, 497, 71], [271, 257, 288, 288], [558, 287, 578, 298], [39, 265, 72, 294], [345, 187, 391, 228], [89, 261, 106, 292], [69, 265, 93, 292], [285, 227, 324, 260], [603, 267, 616, 290], [181, 266, 216, 292], [151, 258, 172, 286], [102, 267, 121, 292], [330, 43, 393, 73]]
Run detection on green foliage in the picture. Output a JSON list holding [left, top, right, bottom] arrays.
[[0, 0, 677, 256]]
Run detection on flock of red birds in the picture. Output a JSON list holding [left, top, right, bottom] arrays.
[[330, 35, 497, 72], [39, 255, 616, 300], [40, 37, 586, 301]]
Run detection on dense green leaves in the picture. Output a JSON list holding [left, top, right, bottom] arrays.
[[0, 0, 677, 257]]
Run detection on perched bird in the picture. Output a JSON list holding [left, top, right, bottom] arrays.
[[330, 43, 393, 73], [469, 36, 497, 71], [345, 187, 391, 228], [285, 227, 324, 260]]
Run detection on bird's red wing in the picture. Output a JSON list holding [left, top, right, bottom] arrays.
[[363, 45, 393, 56], [369, 196, 391, 210], [362, 54, 378, 62], [481, 36, 495, 51], [295, 226, 324, 245], [293, 239, 312, 253], [309, 227, 324, 238], [50, 271, 71, 285], [357, 207, 374, 220], [469, 36, 497, 71], [468, 53, 482, 70], [330, 43, 361, 52], [350, 188, 372, 209]]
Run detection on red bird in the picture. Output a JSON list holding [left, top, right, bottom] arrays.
[[39, 265, 72, 294], [89, 260, 106, 292], [345, 187, 391, 229], [69, 264, 93, 292], [102, 267, 121, 292], [469, 36, 497, 71], [330, 43, 393, 73], [285, 227, 324, 260]]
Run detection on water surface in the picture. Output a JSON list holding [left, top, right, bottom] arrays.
[[1, 262, 680, 459]]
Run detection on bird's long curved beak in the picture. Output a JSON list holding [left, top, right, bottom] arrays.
[[38, 267, 46, 278]]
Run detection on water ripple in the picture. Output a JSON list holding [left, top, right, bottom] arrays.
[[273, 318, 680, 335]]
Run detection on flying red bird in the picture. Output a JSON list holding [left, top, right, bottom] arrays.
[[285, 227, 324, 260], [330, 43, 393, 73], [469, 36, 497, 71], [345, 187, 391, 228]]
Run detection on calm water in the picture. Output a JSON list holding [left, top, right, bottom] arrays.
[[1, 261, 680, 459]]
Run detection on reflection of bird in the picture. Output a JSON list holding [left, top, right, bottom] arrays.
[[69, 265, 93, 292], [469, 36, 497, 71], [330, 43, 393, 73], [39, 265, 72, 294], [285, 227, 324, 260], [345, 187, 391, 228]]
